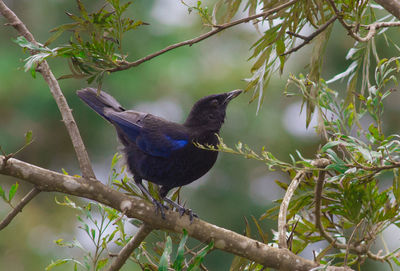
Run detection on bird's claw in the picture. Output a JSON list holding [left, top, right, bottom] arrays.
[[152, 200, 168, 219], [187, 209, 198, 223], [177, 207, 198, 222]]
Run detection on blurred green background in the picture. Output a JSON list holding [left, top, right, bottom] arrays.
[[1, 0, 400, 270]]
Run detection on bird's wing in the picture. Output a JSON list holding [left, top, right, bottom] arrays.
[[106, 110, 189, 158]]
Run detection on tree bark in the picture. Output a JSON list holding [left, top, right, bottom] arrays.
[[376, 0, 400, 20]]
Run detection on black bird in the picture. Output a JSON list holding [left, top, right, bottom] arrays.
[[77, 88, 242, 219]]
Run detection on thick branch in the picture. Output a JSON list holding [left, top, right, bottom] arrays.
[[375, 0, 400, 20], [0, 0, 95, 179], [107, 224, 153, 271], [0, 187, 40, 231], [0, 156, 327, 271], [278, 171, 305, 248], [108, 0, 298, 73]]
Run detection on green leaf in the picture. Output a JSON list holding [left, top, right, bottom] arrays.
[[321, 141, 341, 153], [275, 180, 288, 190], [377, 58, 388, 68], [276, 38, 286, 73], [325, 149, 343, 164], [158, 236, 172, 271], [368, 123, 384, 141], [76, 0, 89, 20], [14, 36, 41, 51], [187, 241, 213, 271], [393, 169, 400, 203], [25, 130, 33, 144], [55, 196, 83, 211], [30, 67, 36, 78], [251, 215, 268, 243], [45, 23, 79, 46], [91, 228, 96, 240], [393, 256, 400, 266], [8, 182, 19, 201], [173, 229, 188, 269], [96, 258, 108, 270], [46, 259, 70, 270], [0, 185, 6, 201], [110, 153, 121, 170]]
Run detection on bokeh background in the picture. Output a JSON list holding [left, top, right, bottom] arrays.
[[1, 0, 400, 270]]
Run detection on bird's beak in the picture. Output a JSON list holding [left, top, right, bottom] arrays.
[[223, 89, 243, 104]]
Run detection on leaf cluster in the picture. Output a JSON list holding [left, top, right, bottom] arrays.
[[197, 24, 400, 266], [0, 131, 34, 208], [155, 230, 213, 271], [15, 0, 146, 86], [48, 196, 121, 270]]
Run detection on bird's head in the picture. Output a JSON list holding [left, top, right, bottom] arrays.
[[184, 89, 242, 131]]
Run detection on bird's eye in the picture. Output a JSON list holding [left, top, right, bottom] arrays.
[[210, 99, 219, 107]]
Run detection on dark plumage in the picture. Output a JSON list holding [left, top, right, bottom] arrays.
[[77, 87, 242, 219]]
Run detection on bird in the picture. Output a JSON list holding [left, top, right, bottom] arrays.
[[77, 87, 242, 220]]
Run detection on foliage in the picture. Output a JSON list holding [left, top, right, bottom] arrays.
[[207, 38, 400, 269], [47, 196, 120, 270], [155, 230, 214, 271], [5, 0, 400, 269], [15, 0, 146, 86], [0, 131, 33, 208]]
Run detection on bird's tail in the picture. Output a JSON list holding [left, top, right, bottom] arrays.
[[77, 88, 125, 121]]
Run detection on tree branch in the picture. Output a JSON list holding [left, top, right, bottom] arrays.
[[278, 171, 305, 249], [108, 0, 299, 73], [0, 156, 355, 271], [282, 15, 337, 56], [375, 0, 400, 20], [107, 223, 153, 271], [0, 0, 95, 179], [0, 187, 40, 231], [314, 161, 337, 245]]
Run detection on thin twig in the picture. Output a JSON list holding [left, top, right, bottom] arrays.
[[0, 187, 40, 231], [184, 244, 209, 271], [282, 15, 337, 56], [0, 0, 95, 179], [367, 245, 400, 262], [107, 224, 153, 271], [278, 170, 305, 248], [344, 219, 365, 266], [314, 159, 341, 247], [326, 0, 400, 42], [108, 0, 299, 73], [345, 161, 400, 172]]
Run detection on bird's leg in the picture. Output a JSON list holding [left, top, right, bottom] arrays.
[[159, 187, 198, 222], [135, 179, 168, 219]]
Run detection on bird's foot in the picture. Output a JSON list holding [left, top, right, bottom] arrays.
[[152, 199, 169, 219], [177, 206, 198, 222], [162, 197, 198, 222]]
